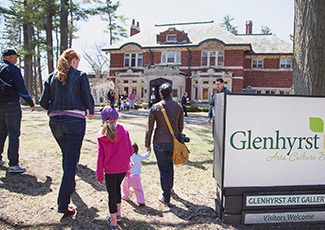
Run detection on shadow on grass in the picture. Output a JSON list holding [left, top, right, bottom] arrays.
[[124, 199, 164, 217], [169, 191, 217, 223], [184, 159, 213, 170], [76, 164, 105, 191], [0, 167, 52, 196], [141, 158, 212, 170]]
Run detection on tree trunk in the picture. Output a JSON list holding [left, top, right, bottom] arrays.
[[46, 5, 54, 73], [60, 0, 69, 54], [23, 22, 34, 95], [33, 55, 38, 102], [293, 0, 325, 95], [37, 53, 43, 95], [69, 0, 73, 48]]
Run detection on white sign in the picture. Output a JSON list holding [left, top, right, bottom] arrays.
[[246, 194, 325, 206], [244, 211, 325, 224], [222, 95, 325, 187]]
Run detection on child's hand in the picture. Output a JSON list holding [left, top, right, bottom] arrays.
[[88, 114, 95, 120], [98, 181, 104, 186]]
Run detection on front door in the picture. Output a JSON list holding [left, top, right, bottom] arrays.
[[149, 78, 172, 106]]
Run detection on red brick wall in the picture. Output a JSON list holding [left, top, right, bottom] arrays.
[[244, 58, 251, 68], [232, 78, 244, 93], [110, 54, 124, 68], [190, 51, 201, 66], [152, 51, 161, 64], [243, 70, 293, 88], [231, 69, 244, 77], [225, 50, 244, 66], [109, 70, 118, 76], [181, 51, 189, 66], [143, 52, 151, 65], [130, 27, 140, 36], [264, 58, 279, 69], [156, 29, 188, 43], [244, 58, 283, 69]]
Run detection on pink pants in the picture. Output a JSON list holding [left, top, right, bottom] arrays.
[[121, 174, 145, 204]]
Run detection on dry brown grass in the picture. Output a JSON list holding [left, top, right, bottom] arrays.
[[0, 107, 322, 230]]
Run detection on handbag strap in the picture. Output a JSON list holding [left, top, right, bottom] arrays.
[[159, 103, 176, 139]]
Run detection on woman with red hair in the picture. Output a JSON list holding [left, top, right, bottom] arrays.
[[40, 48, 95, 214]]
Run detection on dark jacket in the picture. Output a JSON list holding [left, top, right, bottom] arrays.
[[181, 95, 187, 106], [107, 91, 115, 102], [208, 86, 231, 118], [145, 96, 184, 147], [0, 60, 34, 106], [39, 67, 95, 115]]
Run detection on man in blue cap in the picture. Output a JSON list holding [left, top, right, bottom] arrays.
[[0, 48, 35, 173]]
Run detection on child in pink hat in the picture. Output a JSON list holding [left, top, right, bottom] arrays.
[[97, 106, 133, 229]]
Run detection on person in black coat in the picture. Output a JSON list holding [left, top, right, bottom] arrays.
[[181, 92, 188, 117], [107, 89, 115, 108]]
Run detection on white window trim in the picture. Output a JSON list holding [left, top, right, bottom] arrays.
[[124, 53, 143, 67], [201, 51, 224, 67], [161, 52, 181, 64], [166, 34, 177, 42], [280, 59, 292, 69], [252, 59, 264, 69]]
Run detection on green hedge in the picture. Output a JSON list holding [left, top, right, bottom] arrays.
[[186, 106, 209, 112]]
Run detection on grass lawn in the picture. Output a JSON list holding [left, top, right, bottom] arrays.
[[0, 106, 320, 230]]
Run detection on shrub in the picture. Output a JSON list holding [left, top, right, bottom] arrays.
[[186, 106, 209, 112]]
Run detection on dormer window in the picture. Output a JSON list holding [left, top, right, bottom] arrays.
[[156, 28, 189, 44], [167, 35, 177, 42]]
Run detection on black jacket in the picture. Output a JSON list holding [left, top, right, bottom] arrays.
[[0, 60, 34, 106]]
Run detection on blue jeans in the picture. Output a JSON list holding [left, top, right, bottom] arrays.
[[49, 116, 86, 212], [0, 103, 22, 166], [154, 143, 174, 203]]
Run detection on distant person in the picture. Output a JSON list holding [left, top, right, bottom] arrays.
[[107, 89, 115, 108], [0, 48, 35, 173], [145, 83, 183, 206], [150, 92, 156, 107], [181, 92, 188, 117], [120, 91, 128, 110], [118, 94, 122, 111], [40, 48, 95, 214], [129, 90, 136, 110], [121, 143, 150, 206], [97, 106, 134, 229], [208, 78, 231, 152]]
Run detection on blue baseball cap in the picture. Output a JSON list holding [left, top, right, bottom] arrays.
[[2, 48, 20, 57]]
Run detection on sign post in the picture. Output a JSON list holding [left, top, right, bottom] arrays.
[[213, 94, 325, 224]]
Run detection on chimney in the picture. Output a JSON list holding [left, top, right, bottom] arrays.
[[130, 19, 140, 36], [245, 20, 253, 34]]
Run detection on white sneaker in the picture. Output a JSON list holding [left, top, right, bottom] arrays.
[[0, 160, 5, 166], [9, 165, 26, 173]]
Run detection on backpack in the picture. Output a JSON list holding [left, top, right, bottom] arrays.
[[0, 62, 12, 92]]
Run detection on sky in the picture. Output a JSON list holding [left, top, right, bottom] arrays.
[[74, 0, 295, 73], [1, 0, 295, 74]]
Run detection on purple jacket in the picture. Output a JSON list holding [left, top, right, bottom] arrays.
[[96, 124, 134, 182]]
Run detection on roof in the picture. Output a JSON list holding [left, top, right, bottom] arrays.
[[238, 34, 293, 54], [102, 21, 292, 54]]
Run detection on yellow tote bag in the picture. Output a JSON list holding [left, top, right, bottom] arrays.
[[159, 104, 190, 165]]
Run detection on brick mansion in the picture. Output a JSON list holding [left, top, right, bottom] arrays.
[[96, 20, 293, 105]]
